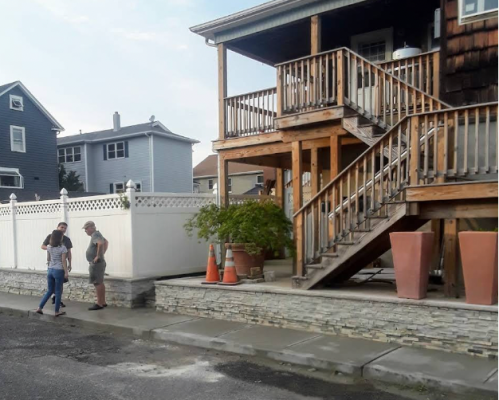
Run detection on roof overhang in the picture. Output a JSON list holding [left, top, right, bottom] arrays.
[[0, 81, 64, 131], [58, 130, 199, 146]]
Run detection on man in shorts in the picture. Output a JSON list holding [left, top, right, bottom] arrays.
[[83, 221, 109, 311], [41, 222, 72, 307]]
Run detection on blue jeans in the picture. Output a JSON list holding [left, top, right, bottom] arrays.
[[39, 268, 65, 312]]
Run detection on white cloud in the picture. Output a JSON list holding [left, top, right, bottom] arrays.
[[33, 0, 90, 25]]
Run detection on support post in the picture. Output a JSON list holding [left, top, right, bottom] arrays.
[[60, 188, 69, 232], [336, 49, 344, 105], [443, 218, 459, 298], [219, 155, 229, 208], [311, 147, 320, 258], [329, 135, 341, 243], [9, 194, 18, 268], [432, 52, 440, 98], [275, 168, 285, 208], [409, 116, 420, 185], [218, 44, 227, 140], [311, 15, 321, 55], [292, 141, 303, 276], [126, 180, 137, 278]]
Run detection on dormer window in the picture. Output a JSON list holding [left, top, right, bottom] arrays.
[[10, 95, 24, 111]]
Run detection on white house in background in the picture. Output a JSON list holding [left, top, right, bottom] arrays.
[[57, 112, 199, 194]]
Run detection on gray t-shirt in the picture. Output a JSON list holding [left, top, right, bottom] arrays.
[[47, 245, 67, 270], [86, 231, 106, 262]]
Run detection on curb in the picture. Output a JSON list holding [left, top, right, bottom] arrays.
[[1, 305, 496, 397]]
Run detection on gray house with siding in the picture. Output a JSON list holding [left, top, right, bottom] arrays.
[[0, 81, 64, 203], [57, 113, 198, 194]]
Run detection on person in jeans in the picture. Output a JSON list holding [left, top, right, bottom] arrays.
[[41, 222, 73, 307], [83, 221, 109, 311], [35, 230, 69, 317]]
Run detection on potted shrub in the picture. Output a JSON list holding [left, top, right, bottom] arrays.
[[389, 232, 434, 300], [459, 229, 498, 305], [184, 200, 294, 276]]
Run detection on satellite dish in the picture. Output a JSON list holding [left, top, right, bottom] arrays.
[[149, 115, 155, 123]]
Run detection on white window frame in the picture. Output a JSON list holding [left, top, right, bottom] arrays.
[[459, 0, 498, 24], [113, 182, 125, 193], [135, 181, 142, 192], [351, 28, 394, 62], [107, 141, 125, 160], [9, 95, 24, 111], [208, 179, 214, 190], [58, 146, 81, 163], [0, 167, 24, 189], [256, 175, 264, 185], [10, 125, 26, 153]]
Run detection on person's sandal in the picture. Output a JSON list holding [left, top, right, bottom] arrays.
[[35, 309, 43, 315], [55, 311, 66, 317], [88, 304, 104, 311]]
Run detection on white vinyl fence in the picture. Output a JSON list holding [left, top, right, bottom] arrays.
[[0, 182, 217, 278]]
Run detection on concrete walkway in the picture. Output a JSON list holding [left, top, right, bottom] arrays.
[[0, 291, 496, 397]]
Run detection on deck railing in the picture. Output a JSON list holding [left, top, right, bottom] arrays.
[[294, 103, 498, 273], [276, 48, 448, 128], [378, 50, 440, 99], [224, 87, 277, 138]]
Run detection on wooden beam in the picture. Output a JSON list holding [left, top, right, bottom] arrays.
[[223, 142, 292, 160], [311, 148, 319, 196], [417, 199, 498, 219], [443, 219, 459, 298], [432, 51, 440, 98], [311, 15, 321, 55], [276, 169, 284, 208], [213, 131, 284, 151], [219, 156, 229, 208], [430, 220, 443, 271], [336, 49, 344, 106], [281, 124, 347, 142], [406, 182, 498, 202], [330, 134, 341, 178], [292, 141, 304, 277], [275, 106, 351, 130], [218, 44, 227, 140], [409, 116, 420, 185]]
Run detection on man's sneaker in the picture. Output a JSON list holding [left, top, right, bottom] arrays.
[[60, 301, 66, 308], [51, 296, 55, 305], [88, 304, 104, 311]]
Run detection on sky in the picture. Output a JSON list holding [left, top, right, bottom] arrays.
[[0, 0, 276, 167]]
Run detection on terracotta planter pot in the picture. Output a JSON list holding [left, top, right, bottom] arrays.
[[459, 232, 498, 305], [225, 243, 265, 277], [390, 232, 434, 300]]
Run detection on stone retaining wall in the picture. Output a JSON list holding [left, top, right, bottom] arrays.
[[155, 281, 498, 359], [0, 268, 156, 308]]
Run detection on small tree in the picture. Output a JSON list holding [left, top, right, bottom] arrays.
[[58, 164, 84, 192]]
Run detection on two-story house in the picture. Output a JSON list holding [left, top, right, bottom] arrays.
[[0, 81, 64, 203], [193, 154, 276, 194], [191, 0, 498, 292], [58, 112, 198, 194]]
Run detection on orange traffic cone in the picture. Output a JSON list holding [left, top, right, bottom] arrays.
[[202, 244, 220, 284], [218, 244, 240, 286]]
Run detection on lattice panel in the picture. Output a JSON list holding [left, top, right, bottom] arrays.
[[67, 197, 122, 212], [135, 196, 215, 208], [16, 203, 61, 215], [0, 206, 11, 217]]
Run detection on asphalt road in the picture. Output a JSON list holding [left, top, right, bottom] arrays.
[[0, 312, 481, 400]]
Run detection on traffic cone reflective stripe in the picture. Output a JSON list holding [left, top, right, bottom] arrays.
[[218, 245, 240, 286], [202, 244, 219, 284]]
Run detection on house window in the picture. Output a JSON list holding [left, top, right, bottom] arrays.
[[208, 179, 214, 190], [359, 41, 386, 62], [107, 142, 125, 159], [135, 182, 142, 192], [9, 95, 23, 111], [10, 126, 26, 153], [58, 147, 81, 163], [256, 175, 264, 185], [228, 177, 232, 193], [351, 28, 393, 63], [0, 167, 23, 188], [459, 0, 498, 24], [113, 182, 125, 193]]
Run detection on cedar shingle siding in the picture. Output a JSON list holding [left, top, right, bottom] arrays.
[[441, 0, 498, 105]]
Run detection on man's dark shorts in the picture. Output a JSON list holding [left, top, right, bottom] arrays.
[[89, 261, 106, 284]]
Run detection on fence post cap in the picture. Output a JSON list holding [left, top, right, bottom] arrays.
[[60, 188, 68, 196], [126, 180, 136, 189], [9, 193, 17, 201]]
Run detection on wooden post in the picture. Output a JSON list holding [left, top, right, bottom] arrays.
[[431, 219, 443, 271], [409, 116, 420, 185], [311, 15, 321, 55], [329, 134, 341, 243], [311, 148, 320, 258], [218, 44, 227, 140], [443, 219, 459, 298], [336, 50, 344, 105], [275, 168, 284, 208], [219, 155, 229, 208], [276, 66, 283, 118], [432, 52, 440, 98], [292, 141, 303, 275]]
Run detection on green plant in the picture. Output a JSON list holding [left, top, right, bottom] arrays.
[[118, 193, 130, 210], [184, 200, 294, 256], [58, 164, 84, 191]]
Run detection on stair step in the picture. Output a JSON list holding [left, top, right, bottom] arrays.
[[336, 241, 356, 246], [306, 264, 324, 270], [292, 275, 309, 280], [321, 253, 339, 258], [368, 215, 389, 220]]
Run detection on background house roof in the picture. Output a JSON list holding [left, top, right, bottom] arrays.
[[0, 81, 64, 131], [193, 154, 273, 178], [58, 121, 198, 146]]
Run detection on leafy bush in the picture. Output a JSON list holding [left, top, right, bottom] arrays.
[[184, 200, 294, 256]]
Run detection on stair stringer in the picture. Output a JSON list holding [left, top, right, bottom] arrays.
[[293, 202, 427, 290]]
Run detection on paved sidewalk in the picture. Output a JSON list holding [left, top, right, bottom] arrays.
[[0, 291, 496, 397]]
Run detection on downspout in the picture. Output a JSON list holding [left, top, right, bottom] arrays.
[[84, 143, 89, 192], [205, 38, 217, 48], [145, 133, 155, 192]]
